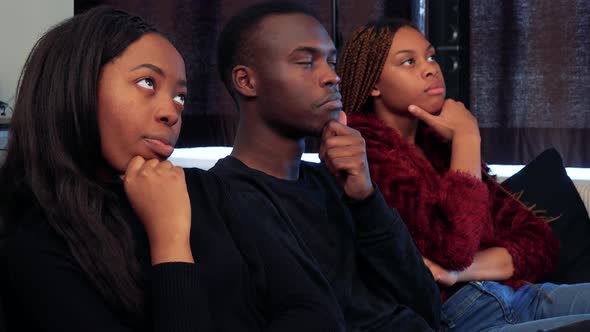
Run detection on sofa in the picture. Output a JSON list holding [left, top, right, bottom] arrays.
[[169, 147, 590, 217]]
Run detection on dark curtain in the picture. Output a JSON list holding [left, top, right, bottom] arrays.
[[338, 0, 413, 47], [75, 0, 414, 149], [470, 1, 590, 166]]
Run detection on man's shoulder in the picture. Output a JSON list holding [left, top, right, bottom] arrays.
[[183, 167, 226, 197], [211, 156, 255, 177], [300, 161, 340, 189], [210, 156, 275, 197]]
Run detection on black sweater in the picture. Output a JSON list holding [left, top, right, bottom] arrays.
[[212, 156, 442, 332], [0, 168, 343, 331]]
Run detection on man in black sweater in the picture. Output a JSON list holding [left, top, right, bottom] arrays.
[[212, 2, 441, 331], [1, 169, 345, 331]]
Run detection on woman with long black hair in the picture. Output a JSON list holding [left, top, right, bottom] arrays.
[[0, 6, 343, 332]]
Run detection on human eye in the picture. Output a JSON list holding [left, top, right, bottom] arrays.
[[137, 77, 155, 90], [401, 58, 415, 66], [294, 54, 314, 67], [427, 54, 437, 62], [328, 59, 337, 69], [295, 60, 313, 67], [173, 94, 186, 106]]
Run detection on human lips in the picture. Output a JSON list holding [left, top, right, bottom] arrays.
[[425, 81, 445, 96], [143, 136, 175, 159], [316, 92, 343, 110]]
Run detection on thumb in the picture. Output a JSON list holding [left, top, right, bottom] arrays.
[[338, 110, 347, 126], [408, 105, 436, 124]]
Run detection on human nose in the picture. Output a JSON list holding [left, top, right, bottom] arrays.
[[155, 99, 181, 127], [320, 64, 341, 88], [423, 61, 441, 79]]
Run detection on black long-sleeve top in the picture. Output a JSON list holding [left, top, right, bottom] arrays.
[[0, 168, 344, 331], [212, 156, 442, 332]]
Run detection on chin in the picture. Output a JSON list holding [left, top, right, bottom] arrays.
[[423, 100, 445, 115]]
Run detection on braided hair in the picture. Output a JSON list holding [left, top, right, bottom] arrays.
[[338, 18, 417, 114]]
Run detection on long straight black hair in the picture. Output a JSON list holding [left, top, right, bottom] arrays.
[[0, 6, 162, 326]]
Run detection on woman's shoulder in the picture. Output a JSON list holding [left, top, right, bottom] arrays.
[[0, 212, 77, 299], [1, 212, 69, 264]]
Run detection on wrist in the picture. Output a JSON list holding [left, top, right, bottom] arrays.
[[149, 235, 194, 265], [347, 183, 374, 201], [453, 131, 481, 142]]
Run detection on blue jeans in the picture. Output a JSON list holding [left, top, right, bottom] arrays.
[[441, 281, 590, 332]]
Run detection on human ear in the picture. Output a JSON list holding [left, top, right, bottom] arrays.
[[232, 65, 257, 97], [370, 85, 381, 97]]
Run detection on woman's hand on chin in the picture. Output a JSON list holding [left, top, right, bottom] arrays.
[[408, 99, 480, 142], [123, 155, 194, 265]]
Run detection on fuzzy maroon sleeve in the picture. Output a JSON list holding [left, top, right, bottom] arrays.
[[367, 144, 490, 271], [484, 180, 560, 284]]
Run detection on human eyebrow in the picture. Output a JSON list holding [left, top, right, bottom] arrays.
[[289, 46, 337, 58], [290, 46, 337, 57], [291, 46, 316, 53], [395, 49, 416, 56], [132, 63, 186, 88], [131, 63, 165, 77]]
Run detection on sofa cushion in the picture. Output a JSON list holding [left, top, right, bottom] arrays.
[[501, 148, 590, 284]]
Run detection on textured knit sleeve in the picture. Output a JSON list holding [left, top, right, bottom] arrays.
[[366, 142, 490, 271], [1, 229, 209, 332], [151, 263, 211, 332], [484, 180, 560, 285], [348, 187, 441, 331]]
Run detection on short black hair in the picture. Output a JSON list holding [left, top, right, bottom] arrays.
[[217, 1, 318, 106]]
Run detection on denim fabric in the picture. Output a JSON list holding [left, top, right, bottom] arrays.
[[441, 281, 590, 332]]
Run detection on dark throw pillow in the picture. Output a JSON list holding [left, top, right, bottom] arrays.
[[501, 148, 590, 284], [539, 319, 590, 332]]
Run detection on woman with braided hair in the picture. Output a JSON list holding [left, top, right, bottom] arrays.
[[339, 18, 590, 332]]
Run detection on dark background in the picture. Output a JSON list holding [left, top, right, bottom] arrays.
[[74, 1, 590, 167]]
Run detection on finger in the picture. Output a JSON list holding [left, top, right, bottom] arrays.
[[408, 104, 433, 121], [320, 122, 360, 161], [322, 155, 337, 176], [156, 160, 174, 172], [172, 166, 186, 179], [321, 120, 339, 139], [142, 158, 160, 171], [329, 155, 367, 175], [319, 143, 326, 162], [321, 119, 357, 140], [318, 135, 331, 161], [408, 104, 442, 127], [324, 145, 365, 161], [338, 110, 347, 126], [424, 265, 439, 280], [322, 139, 364, 159], [125, 156, 146, 180]]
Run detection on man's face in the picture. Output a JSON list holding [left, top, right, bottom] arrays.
[[252, 14, 341, 138]]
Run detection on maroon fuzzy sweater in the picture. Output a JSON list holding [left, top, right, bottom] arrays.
[[348, 112, 559, 294]]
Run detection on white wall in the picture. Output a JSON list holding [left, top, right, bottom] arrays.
[[0, 0, 73, 121]]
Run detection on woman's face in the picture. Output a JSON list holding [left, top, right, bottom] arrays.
[[97, 33, 187, 174], [372, 27, 446, 115]]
